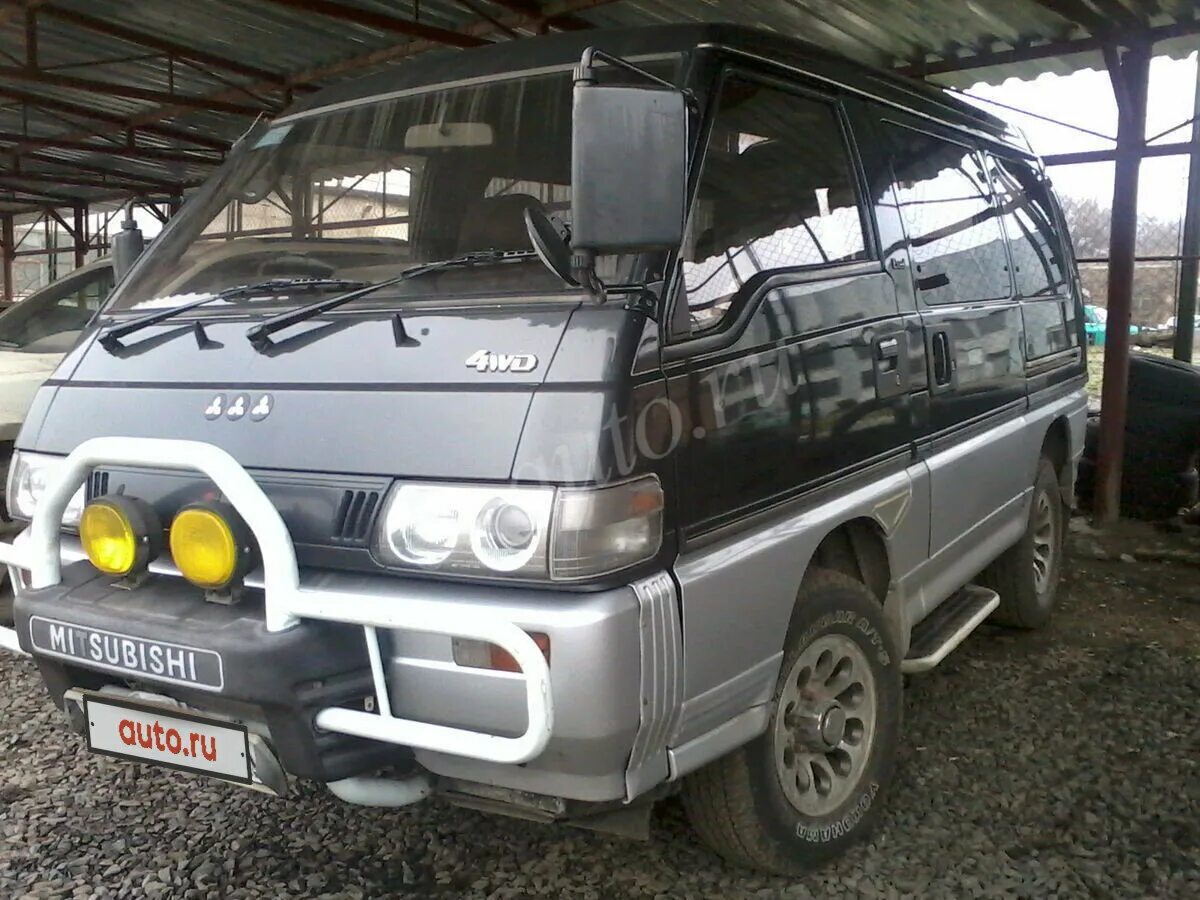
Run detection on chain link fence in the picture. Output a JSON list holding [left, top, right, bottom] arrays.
[[1049, 157, 1193, 337]]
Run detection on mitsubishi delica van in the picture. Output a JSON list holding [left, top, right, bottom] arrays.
[[0, 25, 1086, 874]]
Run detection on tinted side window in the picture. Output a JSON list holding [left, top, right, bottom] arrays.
[[887, 126, 1010, 304], [1062, 292, 1080, 348], [64, 268, 115, 310], [1023, 300, 1070, 359], [988, 157, 1067, 298], [681, 77, 868, 331], [0, 266, 112, 349]]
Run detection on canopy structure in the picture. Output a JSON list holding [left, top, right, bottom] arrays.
[[2, 0, 1199, 520], [0, 0, 1196, 214]]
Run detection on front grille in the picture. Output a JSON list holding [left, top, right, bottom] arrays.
[[332, 490, 380, 543], [87, 470, 110, 501]]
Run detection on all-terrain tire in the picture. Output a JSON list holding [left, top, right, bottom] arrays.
[[681, 569, 902, 875], [979, 456, 1065, 629]]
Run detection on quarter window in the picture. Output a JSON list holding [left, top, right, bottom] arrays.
[[1023, 300, 1070, 359], [987, 156, 1068, 298], [887, 127, 1011, 304], [681, 77, 868, 331]]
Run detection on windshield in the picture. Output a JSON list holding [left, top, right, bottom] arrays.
[[108, 67, 656, 314], [0, 264, 113, 351]]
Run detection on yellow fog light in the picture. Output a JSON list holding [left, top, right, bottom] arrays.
[[170, 503, 253, 591], [80, 496, 162, 577]]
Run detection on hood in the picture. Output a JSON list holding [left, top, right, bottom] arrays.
[[24, 305, 577, 481]]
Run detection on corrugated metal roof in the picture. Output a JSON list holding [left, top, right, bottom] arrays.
[[1, 0, 1198, 217]]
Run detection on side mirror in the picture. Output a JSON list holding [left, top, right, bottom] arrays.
[[112, 209, 145, 281], [569, 49, 688, 293]]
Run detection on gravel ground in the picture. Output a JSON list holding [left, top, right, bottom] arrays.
[[1, 520, 1198, 899]]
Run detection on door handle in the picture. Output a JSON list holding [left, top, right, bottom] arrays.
[[876, 336, 900, 361], [931, 331, 954, 387], [872, 332, 908, 399]]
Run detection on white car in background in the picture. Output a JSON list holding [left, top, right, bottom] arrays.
[[0, 259, 114, 445], [1, 259, 114, 510], [1, 259, 113, 622]]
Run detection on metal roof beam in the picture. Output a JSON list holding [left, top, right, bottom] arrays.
[[0, 0, 49, 29], [0, 65, 272, 116], [23, 3, 36, 68], [0, 171, 132, 190], [1087, 0, 1147, 33], [0, 84, 230, 149], [903, 18, 1200, 77], [256, 0, 494, 48], [0, 169, 169, 192], [283, 0, 621, 84], [0, 0, 614, 179], [37, 6, 288, 84], [453, 0, 522, 38], [1030, 0, 1115, 36], [483, 0, 592, 31], [16, 154, 188, 190], [0, 132, 222, 163], [0, 176, 84, 202], [1043, 140, 1197, 165]]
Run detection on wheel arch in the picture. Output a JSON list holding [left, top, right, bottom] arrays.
[[671, 470, 919, 747], [805, 516, 892, 606], [1040, 414, 1073, 501]]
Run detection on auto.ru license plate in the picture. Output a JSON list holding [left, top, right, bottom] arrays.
[[83, 694, 251, 784]]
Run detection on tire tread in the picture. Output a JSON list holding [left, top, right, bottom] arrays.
[[979, 457, 1062, 629], [681, 569, 896, 874]]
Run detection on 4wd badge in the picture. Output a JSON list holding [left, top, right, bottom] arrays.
[[465, 350, 538, 374]]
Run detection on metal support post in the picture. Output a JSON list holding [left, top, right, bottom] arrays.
[[1174, 62, 1200, 363], [73, 203, 86, 268], [1, 214, 13, 304], [1095, 42, 1151, 523]]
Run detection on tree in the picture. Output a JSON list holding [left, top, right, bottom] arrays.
[[1058, 193, 1186, 326]]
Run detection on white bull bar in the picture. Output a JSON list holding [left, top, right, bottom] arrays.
[[0, 436, 554, 765]]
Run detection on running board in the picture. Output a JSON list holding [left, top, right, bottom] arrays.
[[902, 585, 999, 674]]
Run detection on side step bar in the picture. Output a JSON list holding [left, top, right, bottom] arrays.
[[902, 585, 1000, 674]]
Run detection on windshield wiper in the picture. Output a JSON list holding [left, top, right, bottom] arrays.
[[245, 249, 537, 352], [97, 278, 371, 352]]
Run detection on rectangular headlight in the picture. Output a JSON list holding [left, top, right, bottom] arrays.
[[372, 475, 663, 581], [5, 451, 86, 528]]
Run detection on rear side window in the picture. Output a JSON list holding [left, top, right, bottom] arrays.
[[986, 156, 1068, 298], [886, 126, 1011, 305], [681, 77, 869, 331], [1023, 300, 1071, 359]]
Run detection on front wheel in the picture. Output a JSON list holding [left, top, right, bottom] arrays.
[[681, 569, 901, 875]]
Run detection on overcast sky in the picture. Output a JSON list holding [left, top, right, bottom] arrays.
[[961, 51, 1197, 223]]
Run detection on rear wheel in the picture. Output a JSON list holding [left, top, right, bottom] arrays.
[[681, 569, 901, 875], [980, 456, 1065, 629]]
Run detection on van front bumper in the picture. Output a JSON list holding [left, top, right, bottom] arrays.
[[12, 557, 395, 782], [0, 438, 684, 803]]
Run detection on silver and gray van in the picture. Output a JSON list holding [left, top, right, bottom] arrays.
[[0, 25, 1085, 874]]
